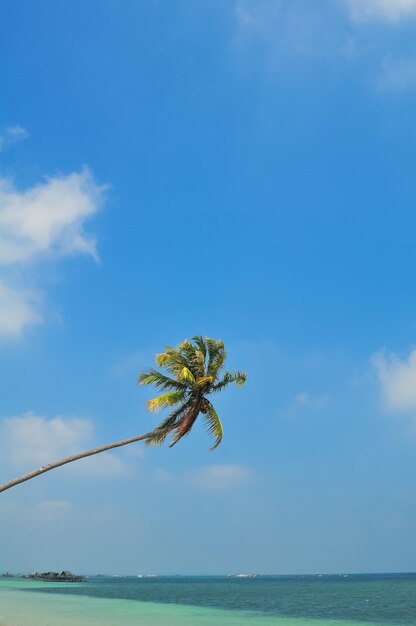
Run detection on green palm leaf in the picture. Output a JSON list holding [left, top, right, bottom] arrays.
[[211, 370, 247, 392], [192, 335, 207, 358], [146, 401, 191, 446], [138, 369, 188, 391], [206, 338, 226, 378], [147, 391, 186, 413], [203, 400, 223, 451], [159, 352, 197, 379], [145, 415, 178, 446], [178, 366, 196, 383]]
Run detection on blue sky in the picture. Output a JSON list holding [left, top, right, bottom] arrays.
[[2, 0, 416, 575]]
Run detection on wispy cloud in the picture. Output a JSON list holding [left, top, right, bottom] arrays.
[[187, 464, 253, 490], [347, 0, 416, 23], [373, 348, 416, 411], [0, 281, 41, 337], [281, 390, 330, 420], [0, 126, 28, 152], [233, 0, 340, 69], [294, 391, 329, 407], [34, 500, 73, 522], [0, 166, 106, 337], [233, 1, 416, 95], [153, 464, 254, 490], [71, 453, 131, 478], [2, 413, 93, 465], [0, 413, 130, 478], [345, 2, 416, 93], [378, 55, 416, 91]]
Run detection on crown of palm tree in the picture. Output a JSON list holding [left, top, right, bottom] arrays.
[[138, 336, 246, 450]]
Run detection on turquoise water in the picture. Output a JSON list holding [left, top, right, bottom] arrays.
[[0, 574, 415, 626]]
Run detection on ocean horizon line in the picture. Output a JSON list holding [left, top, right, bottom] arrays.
[[4, 570, 416, 578]]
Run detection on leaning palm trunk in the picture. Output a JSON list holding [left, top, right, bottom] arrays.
[[0, 336, 246, 495], [0, 431, 152, 494]]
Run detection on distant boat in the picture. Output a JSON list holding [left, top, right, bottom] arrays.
[[228, 573, 257, 578]]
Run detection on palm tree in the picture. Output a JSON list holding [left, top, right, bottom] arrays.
[[0, 336, 246, 494], [139, 336, 246, 449]]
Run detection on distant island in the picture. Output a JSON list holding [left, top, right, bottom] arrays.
[[22, 570, 86, 582]]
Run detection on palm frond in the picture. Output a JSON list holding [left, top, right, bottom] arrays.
[[206, 338, 226, 378], [192, 350, 206, 377], [178, 366, 196, 383], [145, 424, 176, 446], [177, 339, 194, 355], [196, 375, 214, 387], [205, 337, 220, 364], [156, 339, 207, 379], [211, 370, 247, 392], [146, 402, 190, 446], [177, 340, 207, 378], [234, 371, 247, 387], [138, 370, 188, 391], [168, 406, 199, 448], [145, 416, 178, 446], [192, 335, 207, 358], [156, 349, 197, 379], [155, 352, 170, 367], [182, 340, 207, 377], [203, 400, 223, 450], [147, 391, 186, 413]]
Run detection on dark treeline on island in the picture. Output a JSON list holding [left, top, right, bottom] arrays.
[[2, 570, 86, 582]]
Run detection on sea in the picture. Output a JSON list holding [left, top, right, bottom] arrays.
[[0, 573, 415, 626]]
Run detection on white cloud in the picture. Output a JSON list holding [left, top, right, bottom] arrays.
[[0, 166, 105, 337], [378, 56, 416, 92], [153, 465, 254, 490], [347, 0, 416, 22], [282, 391, 330, 419], [294, 391, 329, 407], [71, 453, 130, 478], [187, 464, 253, 490], [0, 168, 102, 265], [0, 280, 41, 337], [235, 1, 272, 27], [2, 413, 93, 465], [233, 1, 337, 65], [373, 349, 416, 410], [0, 126, 28, 152], [233, 0, 416, 95], [154, 468, 175, 482], [0, 413, 130, 478]]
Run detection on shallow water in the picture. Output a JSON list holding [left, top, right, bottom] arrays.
[[0, 574, 414, 626]]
